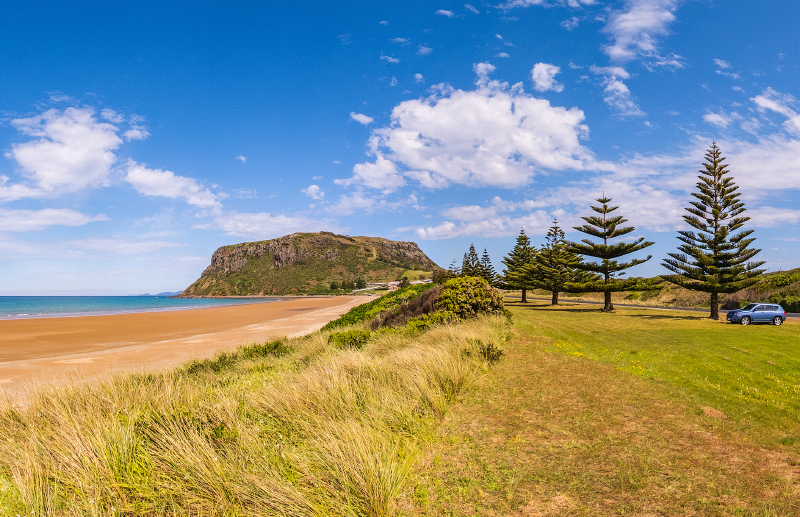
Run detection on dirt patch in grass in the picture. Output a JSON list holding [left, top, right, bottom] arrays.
[[397, 325, 800, 516]]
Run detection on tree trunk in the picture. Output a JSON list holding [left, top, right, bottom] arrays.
[[710, 292, 719, 320], [603, 291, 614, 312], [551, 290, 559, 305], [521, 288, 528, 303]]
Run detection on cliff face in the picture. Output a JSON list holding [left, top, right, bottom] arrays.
[[180, 232, 440, 296]]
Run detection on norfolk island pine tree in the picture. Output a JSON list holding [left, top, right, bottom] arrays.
[[523, 220, 597, 305], [501, 229, 535, 302], [480, 248, 498, 286], [462, 244, 483, 278], [567, 196, 660, 312], [661, 142, 764, 320]]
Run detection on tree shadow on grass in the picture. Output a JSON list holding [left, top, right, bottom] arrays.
[[509, 302, 709, 321], [508, 303, 601, 313], [626, 313, 709, 321]]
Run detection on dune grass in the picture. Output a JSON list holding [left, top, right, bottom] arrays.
[[0, 317, 509, 516]]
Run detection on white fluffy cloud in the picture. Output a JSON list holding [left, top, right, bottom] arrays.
[[4, 107, 122, 197], [603, 0, 681, 65], [336, 154, 406, 192], [703, 109, 739, 129], [350, 112, 374, 125], [211, 212, 341, 240], [590, 66, 644, 116], [125, 160, 221, 209], [410, 198, 553, 239], [531, 62, 564, 92], [302, 184, 325, 200], [436, 9, 455, 17], [751, 87, 800, 134], [0, 208, 108, 232], [343, 63, 594, 191]]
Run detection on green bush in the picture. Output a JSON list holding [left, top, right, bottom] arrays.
[[777, 296, 800, 313], [759, 272, 800, 290], [405, 310, 455, 332], [327, 330, 372, 349], [322, 283, 436, 330], [435, 276, 506, 320]]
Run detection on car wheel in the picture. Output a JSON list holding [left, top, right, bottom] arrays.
[[774, 316, 783, 326], [741, 316, 751, 326]]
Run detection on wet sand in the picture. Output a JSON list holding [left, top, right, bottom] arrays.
[[0, 296, 365, 397]]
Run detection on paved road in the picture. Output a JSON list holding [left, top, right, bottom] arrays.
[[517, 297, 800, 319]]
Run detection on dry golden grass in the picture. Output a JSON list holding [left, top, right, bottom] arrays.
[[0, 317, 510, 516]]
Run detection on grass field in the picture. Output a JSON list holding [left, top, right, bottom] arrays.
[[398, 301, 800, 515], [3, 298, 800, 515]]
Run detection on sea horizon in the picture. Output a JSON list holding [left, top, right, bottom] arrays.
[[0, 295, 280, 320]]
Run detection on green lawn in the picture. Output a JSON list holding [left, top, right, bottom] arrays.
[[510, 301, 800, 444], [398, 301, 800, 516]]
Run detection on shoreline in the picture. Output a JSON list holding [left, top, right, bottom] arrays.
[[0, 296, 365, 398], [0, 298, 282, 321]]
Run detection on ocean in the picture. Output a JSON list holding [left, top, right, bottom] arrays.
[[0, 296, 279, 320]]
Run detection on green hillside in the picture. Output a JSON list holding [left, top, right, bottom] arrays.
[[180, 232, 440, 296]]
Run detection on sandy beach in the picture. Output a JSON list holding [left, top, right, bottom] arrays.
[[0, 296, 365, 397]]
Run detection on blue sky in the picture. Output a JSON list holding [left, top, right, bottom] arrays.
[[1, 0, 799, 294]]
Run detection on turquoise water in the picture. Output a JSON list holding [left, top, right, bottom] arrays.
[[0, 296, 279, 320]]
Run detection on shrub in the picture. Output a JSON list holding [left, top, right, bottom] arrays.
[[777, 296, 800, 313], [435, 276, 506, 320], [404, 311, 455, 332], [322, 283, 436, 330], [328, 330, 372, 349], [370, 285, 442, 329], [720, 297, 741, 310]]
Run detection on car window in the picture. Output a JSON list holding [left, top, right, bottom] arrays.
[[754, 306, 764, 311], [742, 303, 757, 311]]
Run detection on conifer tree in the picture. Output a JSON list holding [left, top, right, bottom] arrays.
[[480, 248, 497, 285], [567, 196, 658, 311], [501, 229, 536, 302], [523, 220, 596, 305], [462, 244, 482, 277], [662, 142, 764, 320], [448, 259, 461, 276]]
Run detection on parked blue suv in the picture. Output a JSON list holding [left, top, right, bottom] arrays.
[[726, 303, 786, 325]]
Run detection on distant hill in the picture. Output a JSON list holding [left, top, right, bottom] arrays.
[[134, 292, 182, 297], [180, 232, 441, 297]]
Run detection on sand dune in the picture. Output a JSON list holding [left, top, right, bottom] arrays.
[[0, 296, 365, 397]]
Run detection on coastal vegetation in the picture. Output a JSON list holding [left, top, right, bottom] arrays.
[[0, 278, 508, 516], [1, 282, 799, 514]]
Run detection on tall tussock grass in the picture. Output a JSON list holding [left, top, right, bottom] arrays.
[[0, 316, 508, 516]]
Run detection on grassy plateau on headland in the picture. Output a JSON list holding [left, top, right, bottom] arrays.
[[0, 284, 798, 515]]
